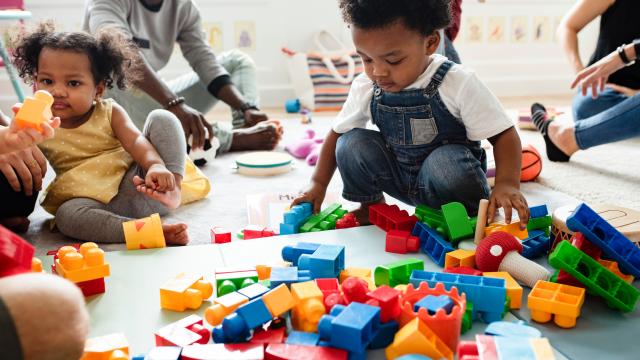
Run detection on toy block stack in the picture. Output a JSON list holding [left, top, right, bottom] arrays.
[[53, 242, 111, 297], [280, 202, 313, 235], [159, 273, 213, 311], [299, 203, 348, 232]]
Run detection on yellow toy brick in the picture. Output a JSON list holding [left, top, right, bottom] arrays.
[[204, 291, 249, 326], [54, 243, 110, 283], [160, 273, 213, 312], [31, 257, 43, 272], [485, 222, 529, 240], [340, 267, 375, 290], [290, 281, 325, 332], [14, 90, 53, 132], [255, 265, 271, 280], [262, 283, 297, 318], [123, 213, 166, 250], [80, 333, 129, 360], [483, 271, 523, 309], [528, 280, 586, 328], [385, 317, 453, 360], [598, 259, 634, 283], [444, 249, 476, 268]]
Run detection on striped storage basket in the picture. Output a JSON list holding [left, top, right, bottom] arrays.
[[305, 52, 363, 111]]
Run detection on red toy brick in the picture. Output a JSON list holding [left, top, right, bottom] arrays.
[[366, 285, 401, 323], [250, 327, 286, 348], [369, 204, 418, 232], [211, 227, 232, 244], [76, 277, 106, 297], [335, 213, 360, 229], [341, 276, 369, 304], [324, 292, 347, 312], [155, 315, 209, 347], [315, 278, 341, 298], [457, 340, 480, 360], [0, 225, 35, 278], [181, 343, 265, 360], [444, 266, 483, 276], [243, 225, 276, 240], [265, 343, 347, 360], [385, 230, 420, 254]]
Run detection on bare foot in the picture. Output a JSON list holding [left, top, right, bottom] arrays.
[[230, 121, 283, 152], [350, 199, 386, 226], [0, 217, 30, 233], [133, 176, 181, 209], [162, 223, 189, 245]]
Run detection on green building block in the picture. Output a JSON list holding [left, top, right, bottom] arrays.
[[415, 204, 445, 233], [299, 203, 348, 233], [441, 202, 474, 243], [215, 271, 258, 296], [461, 300, 473, 334], [527, 215, 552, 236], [374, 258, 424, 287], [549, 240, 640, 312]]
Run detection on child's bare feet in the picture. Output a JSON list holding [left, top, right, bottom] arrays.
[[0, 217, 30, 233], [133, 175, 181, 209], [162, 223, 189, 245], [350, 199, 386, 226], [230, 121, 283, 152]]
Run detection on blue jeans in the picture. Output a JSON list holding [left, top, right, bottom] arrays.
[[336, 129, 490, 214], [572, 88, 640, 149]]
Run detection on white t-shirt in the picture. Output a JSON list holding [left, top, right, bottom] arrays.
[[332, 54, 513, 141]]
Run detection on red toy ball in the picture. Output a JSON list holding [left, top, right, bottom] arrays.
[[521, 144, 543, 182]]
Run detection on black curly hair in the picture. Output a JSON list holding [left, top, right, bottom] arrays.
[[339, 0, 451, 36], [11, 21, 142, 90]]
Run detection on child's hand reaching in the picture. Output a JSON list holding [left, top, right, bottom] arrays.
[[291, 181, 327, 214], [145, 163, 176, 192], [488, 184, 530, 229]]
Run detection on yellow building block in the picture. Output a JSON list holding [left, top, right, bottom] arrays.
[[485, 222, 529, 240], [444, 249, 476, 268], [385, 317, 453, 360], [80, 333, 129, 360], [204, 291, 249, 326], [290, 281, 325, 332], [14, 90, 53, 132], [255, 265, 271, 280], [54, 243, 110, 283], [483, 271, 523, 309], [31, 257, 43, 272], [598, 259, 634, 283], [340, 267, 375, 290], [528, 280, 586, 328], [160, 273, 213, 312], [123, 213, 166, 250], [262, 284, 297, 318]]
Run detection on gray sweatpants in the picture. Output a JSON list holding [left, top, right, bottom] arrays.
[[105, 49, 260, 154], [55, 110, 186, 243]]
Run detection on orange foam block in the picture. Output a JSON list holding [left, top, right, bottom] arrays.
[[54, 242, 110, 283], [444, 249, 476, 269], [528, 280, 586, 328], [485, 222, 529, 240], [262, 283, 297, 318], [123, 213, 166, 250], [160, 273, 213, 312], [483, 271, 523, 309], [385, 317, 453, 360]]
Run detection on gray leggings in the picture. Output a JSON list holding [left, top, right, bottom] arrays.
[[55, 110, 186, 243]]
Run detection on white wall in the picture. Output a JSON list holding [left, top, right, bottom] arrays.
[[0, 0, 599, 113]]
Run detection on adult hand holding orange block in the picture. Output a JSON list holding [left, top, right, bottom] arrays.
[[0, 91, 59, 154], [13, 90, 56, 131]]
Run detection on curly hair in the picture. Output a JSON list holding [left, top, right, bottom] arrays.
[[339, 0, 451, 36], [11, 21, 142, 90]]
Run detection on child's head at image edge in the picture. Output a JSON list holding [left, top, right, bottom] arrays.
[[11, 21, 141, 123], [339, 0, 451, 92]]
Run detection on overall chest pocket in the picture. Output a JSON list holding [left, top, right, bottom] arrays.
[[375, 103, 438, 145]]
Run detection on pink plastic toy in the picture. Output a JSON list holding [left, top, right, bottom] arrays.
[[285, 129, 324, 166]]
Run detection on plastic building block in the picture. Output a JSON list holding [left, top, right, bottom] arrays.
[[318, 303, 381, 354], [300, 203, 348, 232], [485, 320, 542, 338], [250, 327, 286, 348], [236, 297, 274, 329], [385, 317, 453, 360], [483, 272, 522, 309], [214, 298, 273, 343], [291, 281, 326, 332], [474, 335, 554, 360], [335, 213, 360, 229], [31, 257, 43, 273], [444, 249, 476, 268], [410, 270, 505, 323], [598, 259, 634, 283], [0, 225, 35, 277], [211, 227, 232, 244], [298, 244, 345, 279], [554, 232, 604, 287], [566, 203, 640, 278], [374, 258, 424, 287], [269, 267, 311, 288], [412, 222, 454, 266], [485, 222, 529, 240], [341, 276, 369, 304], [123, 213, 166, 250], [143, 347, 182, 360], [237, 283, 270, 300], [369, 320, 398, 349], [369, 203, 418, 232], [280, 202, 313, 235], [80, 333, 129, 360], [242, 225, 275, 240], [339, 267, 374, 289], [76, 277, 106, 297], [521, 230, 551, 259], [527, 215, 552, 236], [528, 280, 586, 328], [548, 241, 640, 312], [444, 266, 482, 276], [286, 331, 321, 346], [205, 291, 249, 326], [155, 315, 209, 347], [215, 268, 258, 296], [264, 344, 347, 360], [414, 295, 454, 315], [256, 265, 272, 280], [461, 301, 473, 335], [54, 243, 110, 283], [529, 205, 549, 219], [366, 286, 401, 323], [414, 204, 445, 232], [160, 273, 213, 311], [441, 202, 475, 243], [316, 278, 340, 296], [181, 343, 264, 360], [261, 284, 297, 318], [14, 90, 53, 132], [282, 242, 321, 266], [385, 230, 420, 254]]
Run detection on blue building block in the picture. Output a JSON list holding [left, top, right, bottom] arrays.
[[235, 298, 273, 329], [286, 331, 321, 346], [521, 230, 550, 259], [412, 222, 454, 266], [298, 244, 346, 279], [567, 203, 640, 278], [529, 205, 548, 219], [318, 303, 381, 354], [413, 294, 454, 315], [269, 267, 312, 288], [410, 270, 506, 323], [237, 283, 270, 301], [494, 336, 537, 360], [280, 203, 313, 235], [281, 242, 321, 266], [369, 320, 398, 349], [485, 320, 542, 338]]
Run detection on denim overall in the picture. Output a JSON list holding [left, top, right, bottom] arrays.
[[336, 60, 490, 213]]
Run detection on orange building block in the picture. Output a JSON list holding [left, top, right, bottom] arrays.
[[160, 273, 213, 312], [485, 222, 529, 240], [262, 283, 297, 318], [31, 257, 43, 272], [444, 249, 476, 269], [123, 213, 166, 250], [80, 333, 129, 360], [14, 90, 53, 132], [290, 281, 326, 332], [204, 291, 249, 326], [54, 243, 110, 283], [598, 259, 635, 283], [339, 267, 375, 290], [483, 271, 523, 309], [385, 318, 453, 360], [256, 265, 272, 280], [528, 280, 586, 328]]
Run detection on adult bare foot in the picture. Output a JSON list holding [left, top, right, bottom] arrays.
[[162, 223, 189, 245], [0, 217, 30, 233], [133, 176, 182, 209], [230, 121, 283, 152]]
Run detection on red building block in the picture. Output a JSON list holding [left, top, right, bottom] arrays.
[[0, 225, 35, 277], [556, 232, 603, 287], [366, 286, 401, 323], [76, 277, 106, 297], [324, 293, 347, 313], [335, 213, 360, 229], [444, 266, 483, 277], [211, 227, 232, 244], [341, 276, 369, 304], [181, 343, 265, 360], [457, 340, 480, 360], [385, 230, 420, 254], [155, 315, 210, 347], [315, 278, 341, 298], [369, 204, 418, 232], [265, 343, 347, 360], [250, 327, 286, 349], [243, 225, 276, 240]]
